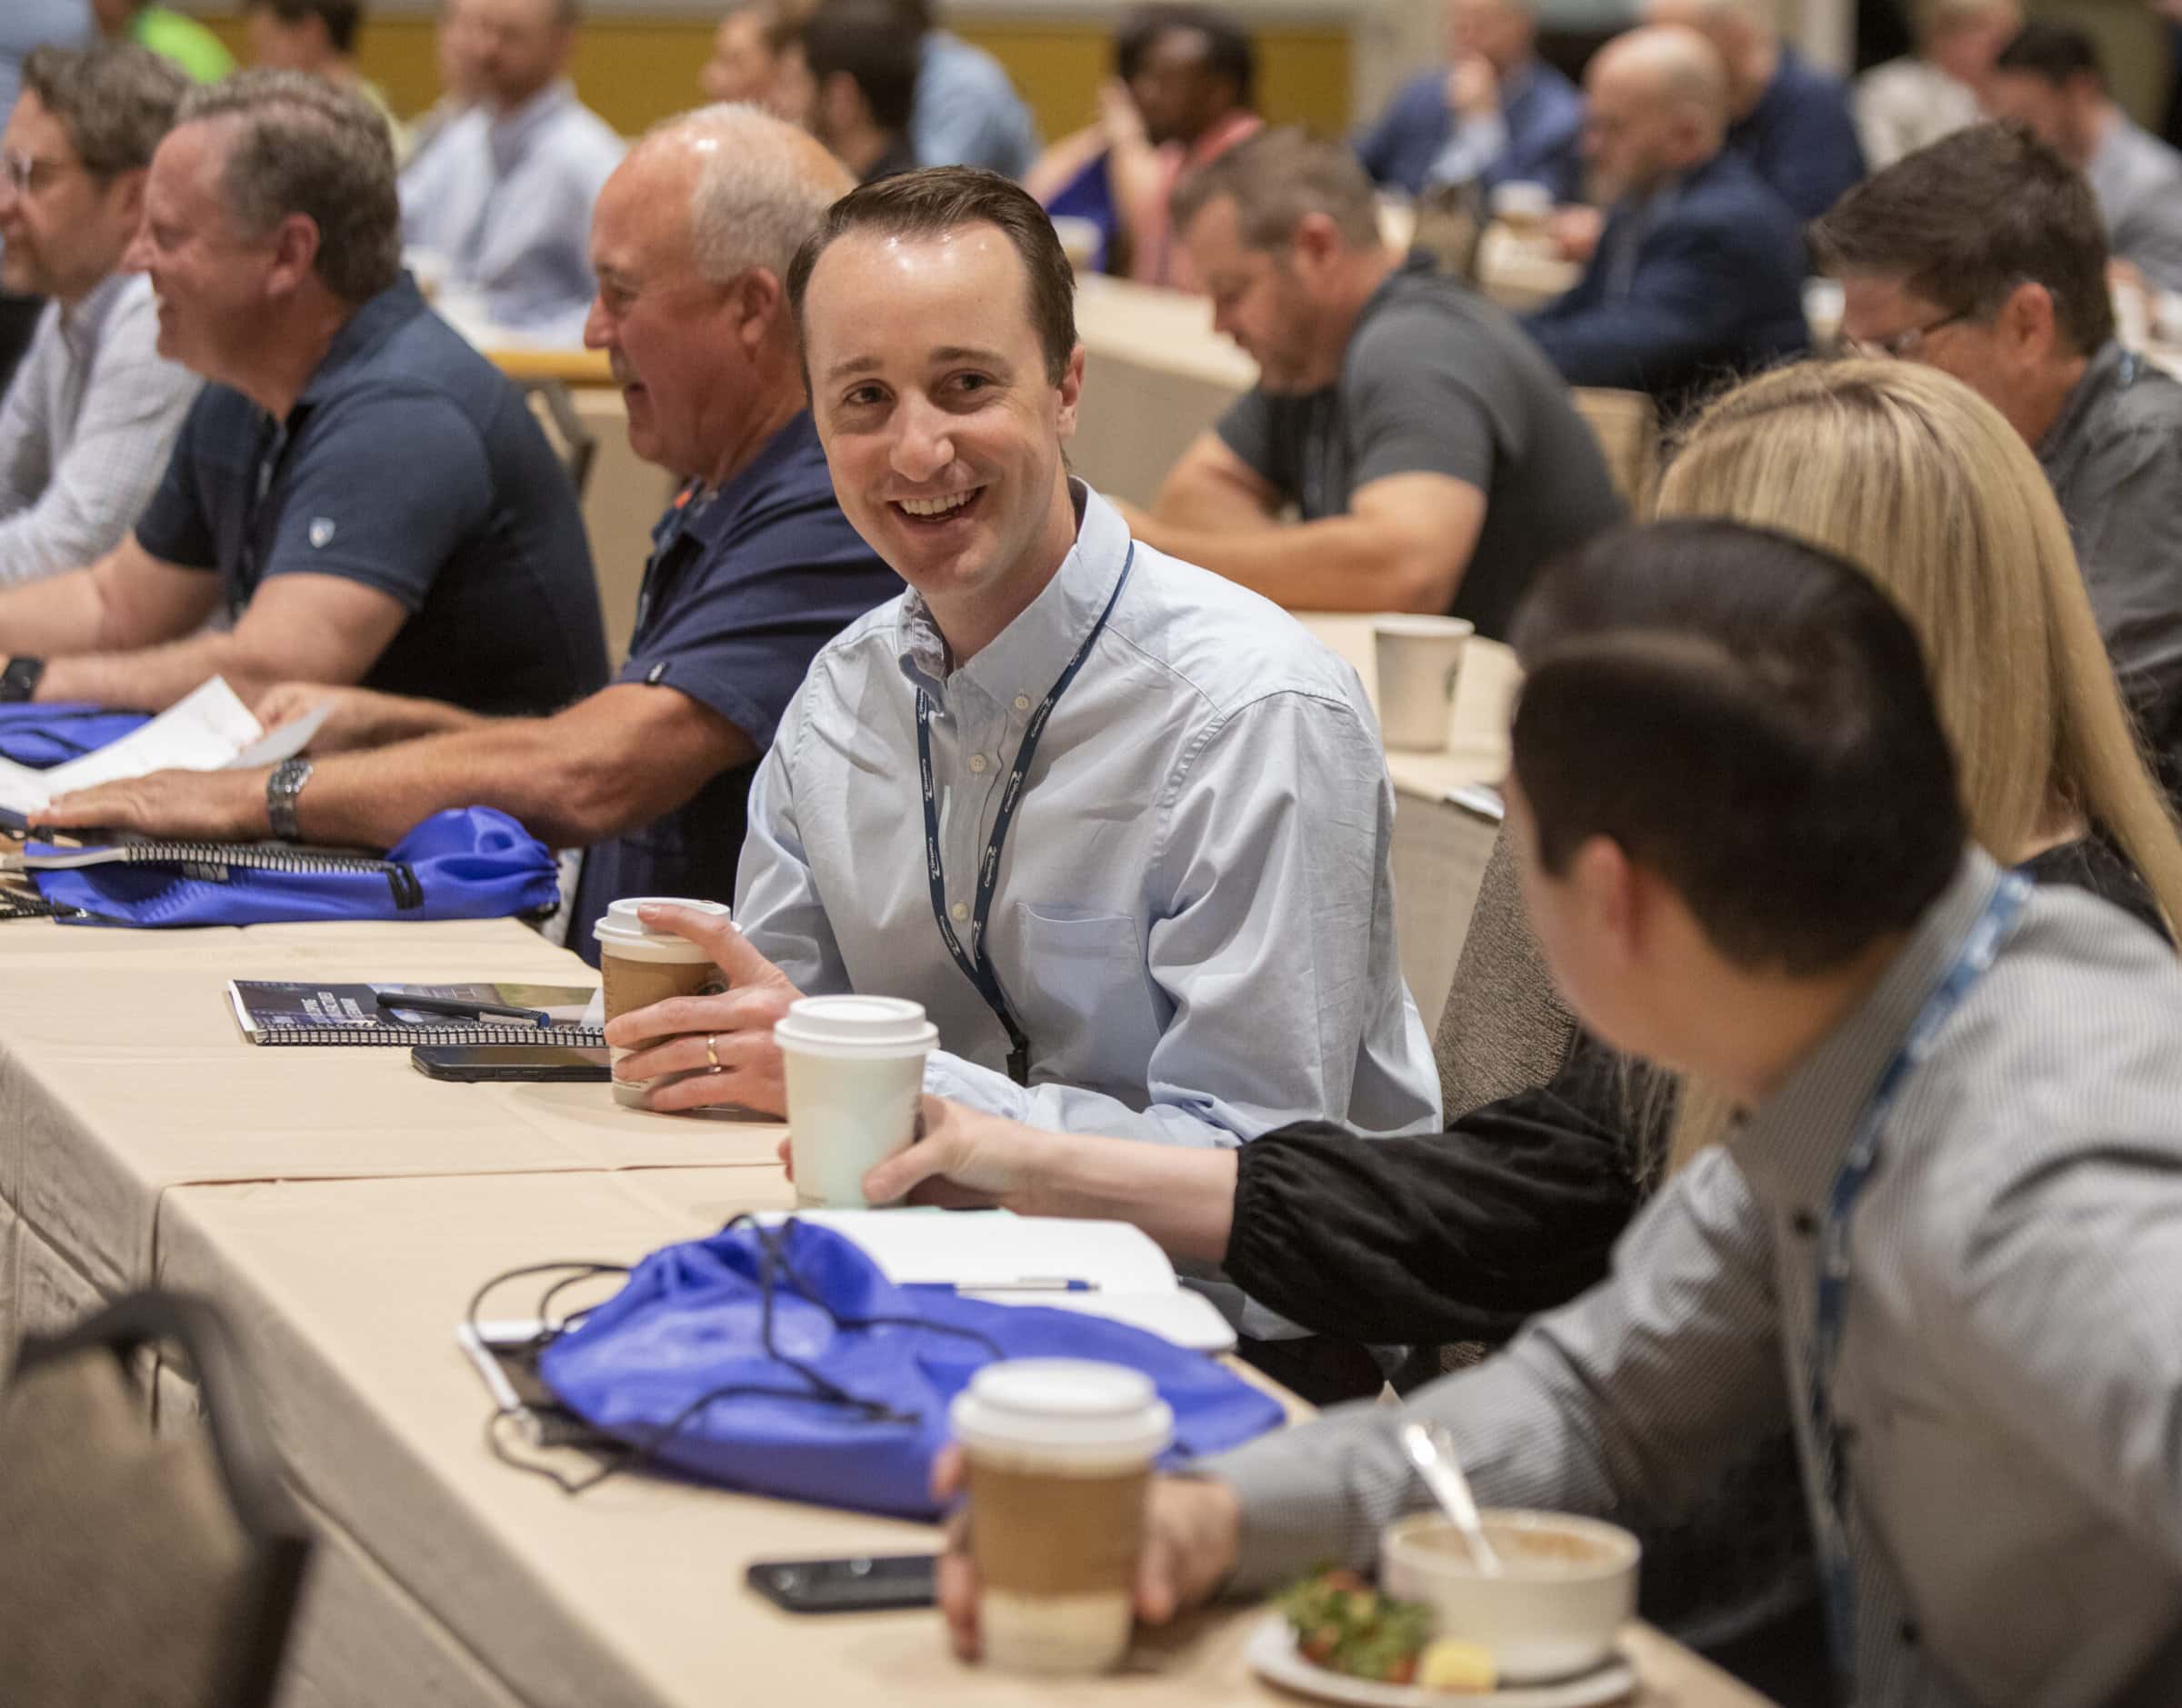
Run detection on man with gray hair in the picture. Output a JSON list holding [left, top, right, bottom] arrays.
[[41, 106, 901, 965], [0, 43, 198, 586], [0, 71, 608, 744]]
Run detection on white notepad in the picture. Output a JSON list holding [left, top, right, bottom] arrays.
[[774, 1208, 1238, 1353]]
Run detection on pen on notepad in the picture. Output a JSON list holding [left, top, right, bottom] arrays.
[[376, 992, 552, 1027], [904, 1279, 1101, 1293]]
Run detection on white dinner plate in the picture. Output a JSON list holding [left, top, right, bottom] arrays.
[[1244, 1614, 1639, 1707]]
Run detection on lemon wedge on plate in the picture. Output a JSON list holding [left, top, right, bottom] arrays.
[[1416, 1638, 1496, 1693]]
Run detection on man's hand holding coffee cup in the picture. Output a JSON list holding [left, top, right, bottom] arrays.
[[931, 1446, 1243, 1663], [603, 903, 803, 1114]]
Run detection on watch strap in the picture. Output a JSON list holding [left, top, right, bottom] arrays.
[[265, 756, 314, 842]]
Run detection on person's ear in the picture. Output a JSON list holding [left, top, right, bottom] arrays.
[[1998, 278, 2058, 359], [1566, 833, 1644, 967], [732, 265, 783, 352], [1287, 210, 1345, 280], [1055, 341, 1086, 442], [265, 212, 322, 299]]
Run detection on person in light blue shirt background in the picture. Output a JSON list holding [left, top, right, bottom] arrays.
[[904, 0, 1037, 176], [0, 0, 95, 391], [1356, 0, 1586, 202], [397, 0, 623, 337]]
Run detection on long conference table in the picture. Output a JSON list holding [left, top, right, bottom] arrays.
[[0, 903, 1774, 1708]]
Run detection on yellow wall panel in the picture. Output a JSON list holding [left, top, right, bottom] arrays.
[[194, 13, 1353, 143]]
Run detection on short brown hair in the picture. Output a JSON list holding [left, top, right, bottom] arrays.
[[177, 70, 401, 305], [786, 165, 1077, 385], [1810, 120, 2114, 356], [1170, 126, 1382, 252], [20, 43, 187, 181]]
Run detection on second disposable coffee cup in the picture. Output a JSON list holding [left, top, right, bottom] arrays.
[[775, 995, 938, 1207], [1374, 614, 1476, 752], [594, 896, 730, 1109], [950, 1359, 1175, 1675]]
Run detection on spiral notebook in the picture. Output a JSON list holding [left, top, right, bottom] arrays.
[[228, 980, 605, 1046], [15, 837, 426, 907]]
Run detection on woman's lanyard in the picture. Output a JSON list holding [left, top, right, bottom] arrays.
[[1805, 871, 2031, 1696], [915, 545, 1136, 1087]]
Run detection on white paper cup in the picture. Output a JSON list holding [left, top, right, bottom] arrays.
[[776, 995, 937, 1207], [950, 1360, 1174, 1675], [595, 897, 730, 1108], [1373, 614, 1475, 752], [1050, 215, 1101, 271], [1382, 1509, 1639, 1682], [1489, 179, 1552, 229]]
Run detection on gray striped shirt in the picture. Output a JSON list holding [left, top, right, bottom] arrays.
[[1208, 848, 2182, 1705]]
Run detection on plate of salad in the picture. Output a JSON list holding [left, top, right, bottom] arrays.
[[1246, 1569, 1638, 1705]]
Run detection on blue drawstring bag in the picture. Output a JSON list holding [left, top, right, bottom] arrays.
[[0, 703, 152, 767], [28, 806, 560, 927], [535, 1218, 1286, 1519]]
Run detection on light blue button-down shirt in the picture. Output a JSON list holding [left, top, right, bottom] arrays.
[[736, 482, 1440, 1153], [397, 81, 623, 339], [911, 31, 1036, 179]]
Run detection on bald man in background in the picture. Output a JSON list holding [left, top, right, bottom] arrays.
[[1522, 25, 1807, 415], [1645, 0, 1863, 218]]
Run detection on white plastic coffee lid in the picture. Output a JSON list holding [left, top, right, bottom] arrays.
[[1373, 614, 1476, 639], [774, 994, 938, 1056], [950, 1359, 1174, 1466], [593, 895, 730, 950]]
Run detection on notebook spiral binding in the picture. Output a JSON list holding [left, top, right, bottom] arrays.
[[255, 1024, 609, 1047]]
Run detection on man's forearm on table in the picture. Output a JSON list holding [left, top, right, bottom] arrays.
[[1129, 514, 1458, 612]]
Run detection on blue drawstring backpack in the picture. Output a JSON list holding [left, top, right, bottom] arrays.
[[0, 703, 152, 767], [535, 1218, 1286, 1520], [27, 807, 560, 927]]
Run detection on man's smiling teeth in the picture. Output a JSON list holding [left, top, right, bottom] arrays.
[[899, 490, 975, 517]]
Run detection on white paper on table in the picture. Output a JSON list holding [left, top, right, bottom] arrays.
[[229, 699, 332, 769], [0, 676, 292, 815]]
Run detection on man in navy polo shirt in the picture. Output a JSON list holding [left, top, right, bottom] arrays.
[[45, 108, 902, 964], [0, 69, 607, 721]]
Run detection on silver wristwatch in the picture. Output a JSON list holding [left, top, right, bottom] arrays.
[[266, 756, 314, 841]]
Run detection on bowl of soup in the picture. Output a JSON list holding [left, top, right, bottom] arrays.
[[1380, 1509, 1639, 1683]]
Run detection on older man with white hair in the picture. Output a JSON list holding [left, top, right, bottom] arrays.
[[41, 105, 904, 964], [1646, 0, 1863, 216]]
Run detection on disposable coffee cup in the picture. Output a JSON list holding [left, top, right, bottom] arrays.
[[1490, 179, 1552, 232], [594, 896, 730, 1109], [1373, 614, 1475, 752], [950, 1360, 1174, 1675], [776, 995, 938, 1207], [1050, 215, 1101, 273]]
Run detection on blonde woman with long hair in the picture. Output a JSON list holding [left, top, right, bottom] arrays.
[[1653, 358, 2182, 1165]]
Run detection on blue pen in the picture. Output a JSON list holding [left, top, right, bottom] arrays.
[[904, 1279, 1099, 1294]]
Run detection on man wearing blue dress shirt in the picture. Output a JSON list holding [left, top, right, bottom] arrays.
[[902, 0, 1036, 177], [1648, 0, 1863, 219], [397, 0, 623, 338], [607, 166, 1438, 1161], [1355, 0, 1586, 202]]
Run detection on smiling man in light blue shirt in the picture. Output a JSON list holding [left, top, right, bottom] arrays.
[[606, 165, 1437, 1164]]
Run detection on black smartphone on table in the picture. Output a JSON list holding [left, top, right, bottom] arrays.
[[746, 1554, 938, 1614], [412, 1044, 611, 1083]]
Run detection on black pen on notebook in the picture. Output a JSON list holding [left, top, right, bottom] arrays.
[[375, 991, 553, 1028]]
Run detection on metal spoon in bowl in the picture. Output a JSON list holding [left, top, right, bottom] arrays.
[[1399, 1420, 1505, 1576]]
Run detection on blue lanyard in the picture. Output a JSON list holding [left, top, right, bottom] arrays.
[[915, 545, 1134, 1087], [1805, 871, 2031, 1697]]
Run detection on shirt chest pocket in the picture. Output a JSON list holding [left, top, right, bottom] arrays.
[[1009, 904, 1163, 1084]]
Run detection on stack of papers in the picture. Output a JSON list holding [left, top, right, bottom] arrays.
[[0, 678, 327, 816]]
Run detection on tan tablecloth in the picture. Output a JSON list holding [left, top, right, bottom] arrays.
[[157, 1166, 1770, 1708], [0, 915, 779, 1365], [1298, 617, 1517, 1035]]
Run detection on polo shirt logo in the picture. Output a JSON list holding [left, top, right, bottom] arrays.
[[309, 517, 336, 548]]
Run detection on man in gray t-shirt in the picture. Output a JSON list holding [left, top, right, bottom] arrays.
[[1113, 129, 1624, 641]]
